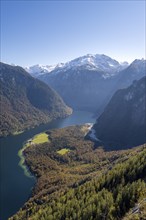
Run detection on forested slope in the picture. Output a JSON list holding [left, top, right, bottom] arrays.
[[10, 125, 146, 220], [0, 62, 72, 136]]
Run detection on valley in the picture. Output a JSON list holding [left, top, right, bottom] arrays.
[[1, 1, 145, 219], [0, 57, 146, 220], [0, 111, 95, 220], [26, 55, 145, 114]]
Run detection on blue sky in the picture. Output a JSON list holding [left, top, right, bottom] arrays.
[[1, 0, 145, 66]]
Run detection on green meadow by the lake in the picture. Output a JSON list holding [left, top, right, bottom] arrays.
[[31, 132, 49, 144], [18, 132, 49, 177]]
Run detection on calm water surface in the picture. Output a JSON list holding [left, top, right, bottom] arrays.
[[0, 111, 95, 220]]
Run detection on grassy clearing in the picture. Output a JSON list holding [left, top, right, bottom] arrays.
[[32, 133, 49, 144], [57, 148, 70, 155], [18, 132, 49, 177]]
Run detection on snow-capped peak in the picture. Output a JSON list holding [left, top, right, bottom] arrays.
[[63, 54, 121, 71], [25, 54, 129, 77], [25, 63, 65, 77]]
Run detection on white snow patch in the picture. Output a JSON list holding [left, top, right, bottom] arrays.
[[25, 63, 65, 77], [108, 63, 114, 67]]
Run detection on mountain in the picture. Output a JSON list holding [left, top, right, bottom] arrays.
[[26, 54, 128, 113], [0, 62, 72, 136], [26, 54, 128, 77], [92, 76, 146, 147], [26, 55, 145, 114], [115, 58, 146, 89], [25, 63, 65, 78], [95, 59, 146, 116]]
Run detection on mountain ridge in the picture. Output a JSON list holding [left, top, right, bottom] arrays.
[[33, 57, 145, 113], [92, 76, 146, 148], [25, 54, 129, 78], [0, 62, 72, 136]]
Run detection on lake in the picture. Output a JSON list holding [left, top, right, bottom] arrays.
[[0, 111, 95, 220]]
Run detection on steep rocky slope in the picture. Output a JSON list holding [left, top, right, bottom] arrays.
[[93, 76, 146, 147]]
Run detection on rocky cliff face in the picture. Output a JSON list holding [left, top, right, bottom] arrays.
[[93, 76, 146, 147]]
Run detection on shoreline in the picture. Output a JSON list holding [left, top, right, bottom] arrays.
[[18, 123, 93, 179], [18, 141, 35, 179], [17, 112, 74, 178], [1, 110, 95, 220], [1, 110, 73, 139], [13, 130, 24, 136], [18, 131, 50, 179]]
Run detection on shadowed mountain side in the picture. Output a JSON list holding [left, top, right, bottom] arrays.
[[0, 62, 72, 136], [93, 76, 146, 148]]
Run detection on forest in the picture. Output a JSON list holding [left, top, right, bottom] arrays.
[[10, 125, 146, 220]]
